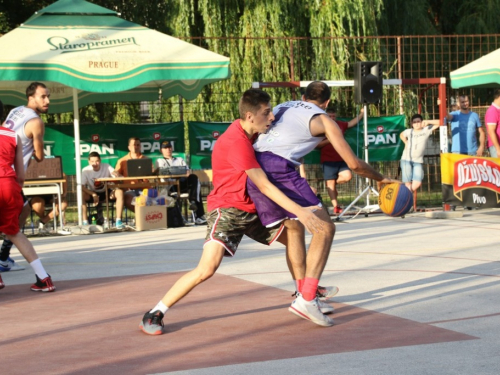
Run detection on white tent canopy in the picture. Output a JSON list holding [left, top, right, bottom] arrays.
[[0, 0, 230, 224]]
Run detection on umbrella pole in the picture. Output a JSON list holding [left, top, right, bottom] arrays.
[[73, 88, 83, 226]]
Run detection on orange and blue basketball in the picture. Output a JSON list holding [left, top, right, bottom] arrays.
[[378, 183, 413, 217]]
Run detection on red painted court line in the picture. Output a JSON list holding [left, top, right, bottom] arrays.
[[0, 273, 476, 375]]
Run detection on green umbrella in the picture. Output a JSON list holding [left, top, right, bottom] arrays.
[[450, 49, 500, 89], [0, 0, 230, 224]]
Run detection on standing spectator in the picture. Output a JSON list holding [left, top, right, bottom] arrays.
[[400, 114, 440, 193], [317, 107, 364, 214], [82, 152, 125, 228], [155, 141, 206, 225], [445, 94, 485, 156], [485, 89, 500, 158], [114, 137, 151, 213]]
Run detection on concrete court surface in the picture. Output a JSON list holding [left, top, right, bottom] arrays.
[[1, 209, 499, 375]]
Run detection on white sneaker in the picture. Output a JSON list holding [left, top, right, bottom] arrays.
[[318, 299, 335, 314], [37, 221, 51, 234], [317, 285, 339, 300], [0, 257, 25, 272], [194, 217, 207, 225], [289, 295, 334, 327]]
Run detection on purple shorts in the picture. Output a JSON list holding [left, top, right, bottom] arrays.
[[247, 152, 320, 227]]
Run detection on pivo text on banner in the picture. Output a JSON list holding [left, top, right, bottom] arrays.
[[441, 153, 500, 208]]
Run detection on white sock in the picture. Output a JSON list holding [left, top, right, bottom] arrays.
[[30, 259, 49, 280], [150, 301, 169, 314]]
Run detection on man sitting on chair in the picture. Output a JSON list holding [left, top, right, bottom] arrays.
[[155, 141, 206, 225], [82, 152, 125, 229]]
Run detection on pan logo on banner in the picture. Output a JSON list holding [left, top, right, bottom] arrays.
[[441, 153, 500, 208], [43, 122, 185, 175]]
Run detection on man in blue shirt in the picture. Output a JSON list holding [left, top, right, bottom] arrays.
[[445, 95, 485, 156]]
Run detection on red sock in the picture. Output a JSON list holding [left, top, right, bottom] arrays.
[[302, 277, 319, 301], [296, 279, 304, 293]]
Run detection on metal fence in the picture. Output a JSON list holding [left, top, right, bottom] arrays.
[[58, 34, 500, 210]]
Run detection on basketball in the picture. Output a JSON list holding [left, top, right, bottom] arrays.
[[378, 183, 413, 217]]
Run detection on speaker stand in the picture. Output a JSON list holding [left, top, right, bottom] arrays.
[[336, 104, 380, 221]]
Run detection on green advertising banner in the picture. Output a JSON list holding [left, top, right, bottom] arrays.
[[44, 122, 185, 175], [189, 115, 406, 168], [188, 121, 232, 169], [344, 115, 406, 162]]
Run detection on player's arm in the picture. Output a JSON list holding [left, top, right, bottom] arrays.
[[246, 168, 324, 234], [347, 107, 364, 128], [311, 115, 398, 184], [14, 135, 25, 187], [26, 118, 45, 162], [315, 138, 329, 149]]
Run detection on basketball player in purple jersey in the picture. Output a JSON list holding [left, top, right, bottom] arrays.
[[248, 81, 399, 325]]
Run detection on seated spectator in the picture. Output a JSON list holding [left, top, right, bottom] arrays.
[[114, 137, 151, 213], [82, 151, 125, 229], [30, 173, 68, 230], [155, 140, 206, 224]]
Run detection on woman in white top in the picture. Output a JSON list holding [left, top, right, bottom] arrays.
[[400, 114, 440, 192]]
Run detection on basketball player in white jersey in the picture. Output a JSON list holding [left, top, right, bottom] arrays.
[[248, 81, 398, 325], [0, 82, 56, 292]]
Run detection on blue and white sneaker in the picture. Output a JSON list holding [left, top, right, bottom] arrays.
[[115, 219, 125, 229], [0, 257, 26, 272]]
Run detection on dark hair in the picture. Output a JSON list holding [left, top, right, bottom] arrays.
[[238, 89, 271, 119], [88, 151, 101, 160], [411, 114, 423, 123], [128, 137, 140, 145], [494, 89, 500, 100], [304, 81, 331, 104], [26, 82, 47, 98]]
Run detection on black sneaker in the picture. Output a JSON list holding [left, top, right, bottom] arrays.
[[139, 310, 164, 335], [189, 200, 198, 211], [30, 275, 56, 292]]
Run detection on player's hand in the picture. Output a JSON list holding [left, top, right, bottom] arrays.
[[377, 177, 402, 191], [297, 206, 325, 234]]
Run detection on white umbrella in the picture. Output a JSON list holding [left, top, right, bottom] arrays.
[[0, 0, 230, 224], [450, 48, 500, 88]]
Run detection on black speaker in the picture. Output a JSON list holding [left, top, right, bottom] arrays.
[[354, 61, 383, 104]]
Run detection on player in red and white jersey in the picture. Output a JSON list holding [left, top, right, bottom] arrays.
[[0, 99, 55, 292]]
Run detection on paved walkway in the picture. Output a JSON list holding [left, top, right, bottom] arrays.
[[1, 209, 499, 374]]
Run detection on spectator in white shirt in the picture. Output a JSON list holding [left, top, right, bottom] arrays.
[[155, 141, 206, 224], [81, 152, 125, 228]]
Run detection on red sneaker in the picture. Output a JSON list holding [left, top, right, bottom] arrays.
[[30, 275, 56, 292], [0, 275, 4, 289], [333, 206, 343, 214]]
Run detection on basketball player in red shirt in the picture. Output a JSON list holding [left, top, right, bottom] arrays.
[[140, 89, 325, 335], [0, 101, 55, 292], [317, 108, 364, 214]]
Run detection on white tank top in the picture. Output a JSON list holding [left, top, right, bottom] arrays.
[[3, 106, 39, 171], [253, 101, 325, 166]]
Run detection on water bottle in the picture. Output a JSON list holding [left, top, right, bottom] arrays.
[[103, 217, 109, 230], [91, 215, 96, 225]]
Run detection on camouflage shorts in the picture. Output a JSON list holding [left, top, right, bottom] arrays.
[[205, 207, 284, 257]]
